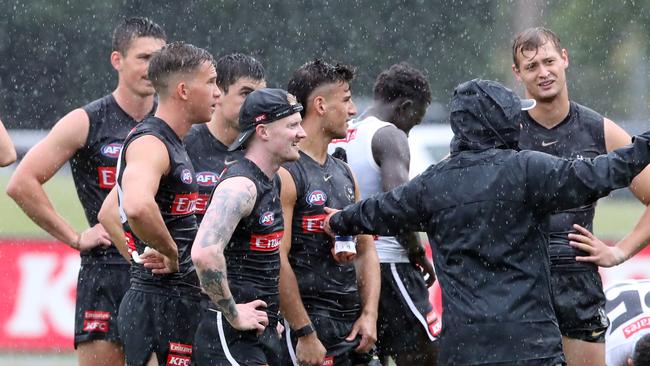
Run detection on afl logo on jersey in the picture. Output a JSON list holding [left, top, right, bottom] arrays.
[[306, 190, 327, 206], [259, 211, 275, 226], [100, 143, 123, 158], [196, 171, 218, 186], [181, 169, 193, 184]]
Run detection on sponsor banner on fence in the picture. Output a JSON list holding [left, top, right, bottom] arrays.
[[0, 238, 649, 351]]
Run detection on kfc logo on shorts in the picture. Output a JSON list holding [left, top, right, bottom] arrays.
[[181, 169, 193, 184], [100, 143, 123, 158], [306, 190, 327, 206], [427, 310, 441, 337], [259, 211, 275, 226], [82, 310, 110, 333], [250, 231, 283, 252], [171, 192, 198, 215], [196, 171, 218, 187], [302, 214, 326, 233], [97, 166, 117, 189], [322, 356, 334, 366], [166, 342, 192, 366]]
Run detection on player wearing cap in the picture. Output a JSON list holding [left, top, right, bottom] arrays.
[[511, 27, 650, 366], [110, 42, 219, 366], [278, 59, 380, 366], [324, 79, 650, 365], [191, 88, 306, 365], [6, 17, 165, 365], [186, 53, 267, 365], [328, 62, 438, 366]]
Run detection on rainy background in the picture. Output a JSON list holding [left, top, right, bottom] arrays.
[[1, 0, 650, 364]]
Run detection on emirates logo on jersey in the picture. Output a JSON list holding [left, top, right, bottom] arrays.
[[259, 211, 275, 226], [100, 143, 123, 158], [306, 190, 327, 206], [249, 231, 283, 252], [196, 171, 218, 186], [181, 169, 193, 184]]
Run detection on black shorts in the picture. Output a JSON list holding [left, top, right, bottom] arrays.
[[376, 262, 438, 357], [74, 262, 130, 347], [193, 302, 283, 366], [550, 268, 609, 342], [283, 315, 366, 366], [117, 288, 201, 366]]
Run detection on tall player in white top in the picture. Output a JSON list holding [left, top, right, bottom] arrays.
[[328, 63, 438, 366]]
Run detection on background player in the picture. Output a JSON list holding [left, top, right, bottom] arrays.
[[191, 88, 306, 365], [512, 26, 650, 366], [113, 42, 219, 365], [280, 59, 380, 366], [5, 17, 165, 365], [329, 62, 438, 365]]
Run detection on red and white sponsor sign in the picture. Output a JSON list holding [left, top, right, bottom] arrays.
[[0, 239, 80, 351], [97, 166, 116, 189], [166, 342, 192, 366], [249, 231, 283, 252], [322, 356, 334, 366], [82, 311, 110, 333], [623, 315, 650, 338]]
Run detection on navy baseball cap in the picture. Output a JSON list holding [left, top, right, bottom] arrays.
[[228, 88, 303, 151]]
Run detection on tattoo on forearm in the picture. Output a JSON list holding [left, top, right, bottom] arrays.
[[217, 298, 238, 320], [198, 185, 255, 248], [199, 269, 239, 320]]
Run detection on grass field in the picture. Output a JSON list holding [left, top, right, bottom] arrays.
[[0, 173, 645, 240]]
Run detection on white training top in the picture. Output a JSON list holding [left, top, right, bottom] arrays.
[[605, 279, 650, 366], [328, 116, 409, 263]]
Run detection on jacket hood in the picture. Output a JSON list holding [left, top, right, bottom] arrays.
[[449, 79, 535, 153]]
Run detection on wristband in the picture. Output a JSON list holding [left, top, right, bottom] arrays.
[[293, 323, 315, 338]]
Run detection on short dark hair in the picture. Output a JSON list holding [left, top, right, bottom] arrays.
[[633, 333, 650, 365], [112, 17, 166, 56], [512, 27, 563, 68], [373, 62, 432, 106], [148, 42, 214, 94], [216, 53, 265, 93], [287, 59, 356, 116]]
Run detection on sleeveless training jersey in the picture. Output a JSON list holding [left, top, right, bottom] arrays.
[[519, 101, 606, 269], [605, 280, 650, 366], [71, 94, 155, 263], [116, 117, 200, 295], [283, 151, 361, 320], [328, 116, 408, 263], [185, 123, 242, 225], [218, 158, 284, 326]]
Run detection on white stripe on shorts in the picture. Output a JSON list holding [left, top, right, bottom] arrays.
[[215, 310, 241, 366], [390, 262, 436, 341], [284, 319, 299, 366]]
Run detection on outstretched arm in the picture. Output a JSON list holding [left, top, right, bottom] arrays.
[[191, 176, 268, 333]]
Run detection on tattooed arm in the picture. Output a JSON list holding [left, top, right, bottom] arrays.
[[191, 176, 269, 333]]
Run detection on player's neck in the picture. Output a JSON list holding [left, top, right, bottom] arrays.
[[112, 87, 154, 122], [154, 102, 194, 139], [244, 148, 280, 180], [527, 91, 571, 129], [362, 103, 393, 123], [300, 117, 331, 164], [207, 114, 238, 146]]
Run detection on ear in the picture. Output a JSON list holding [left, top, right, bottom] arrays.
[[110, 51, 122, 72], [512, 63, 522, 82], [176, 81, 189, 101], [313, 95, 326, 116], [561, 48, 569, 69], [397, 99, 413, 112], [255, 123, 269, 141]]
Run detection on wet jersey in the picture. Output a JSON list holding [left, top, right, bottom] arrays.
[[328, 116, 408, 263], [116, 117, 200, 294], [218, 158, 284, 325], [71, 94, 155, 263], [185, 123, 242, 225], [283, 151, 361, 320], [519, 101, 606, 269], [605, 280, 650, 366]]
